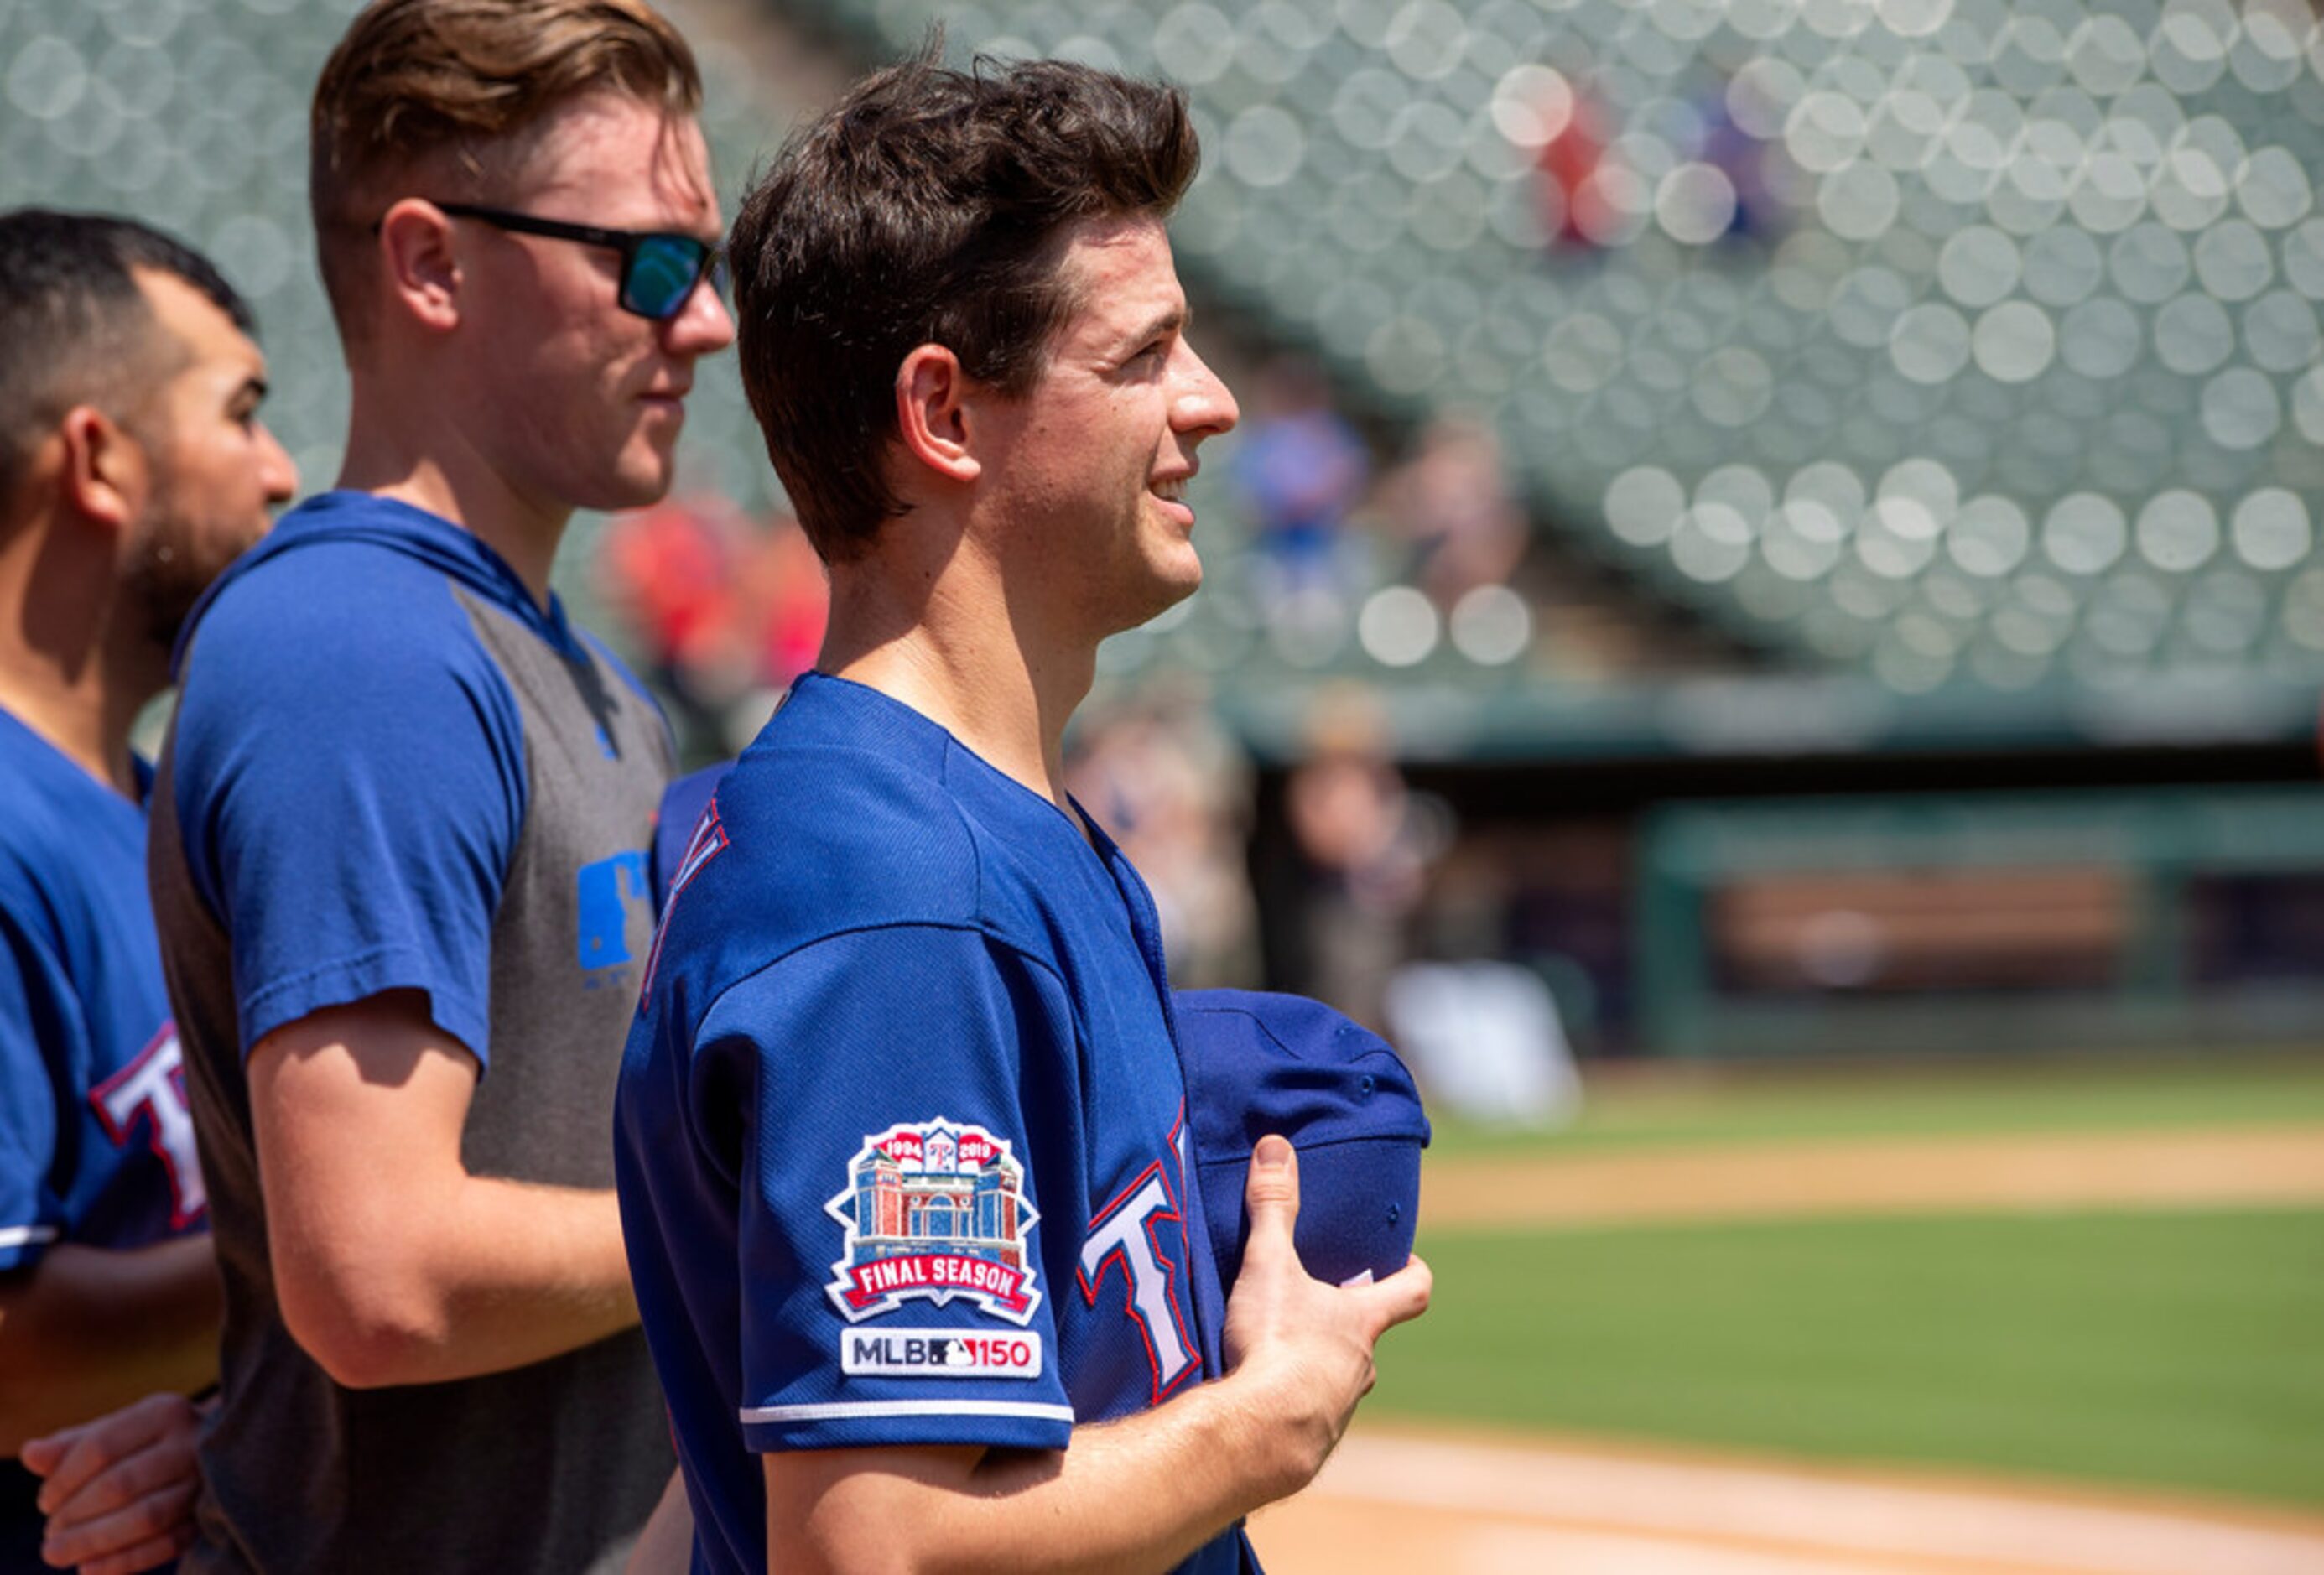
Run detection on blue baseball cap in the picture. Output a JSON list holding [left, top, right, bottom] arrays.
[[1176, 989, 1429, 1290]]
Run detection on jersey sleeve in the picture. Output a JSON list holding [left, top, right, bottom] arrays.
[[168, 576, 526, 1065], [0, 903, 71, 1271], [700, 923, 1079, 1454]]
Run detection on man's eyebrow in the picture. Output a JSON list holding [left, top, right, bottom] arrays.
[[1126, 303, 1188, 348]]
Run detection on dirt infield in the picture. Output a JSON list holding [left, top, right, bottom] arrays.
[[1418, 1124, 2324, 1229], [1250, 1423, 2324, 1575]]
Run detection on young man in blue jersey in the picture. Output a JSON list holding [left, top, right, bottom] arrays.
[[0, 209, 296, 1572], [617, 56, 1431, 1573], [138, 2, 733, 1570]]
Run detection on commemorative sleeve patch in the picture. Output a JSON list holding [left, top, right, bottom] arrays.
[[824, 1119, 1042, 1326], [840, 1328, 1044, 1379]]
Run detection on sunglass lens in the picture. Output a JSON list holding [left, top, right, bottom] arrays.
[[625, 236, 708, 319]]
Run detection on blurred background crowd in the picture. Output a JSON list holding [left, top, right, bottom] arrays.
[[8, 0, 2324, 1105]]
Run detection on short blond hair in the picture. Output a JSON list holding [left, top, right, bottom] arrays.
[[309, 0, 702, 340]]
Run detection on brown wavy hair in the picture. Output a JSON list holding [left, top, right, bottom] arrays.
[[728, 53, 1199, 562]]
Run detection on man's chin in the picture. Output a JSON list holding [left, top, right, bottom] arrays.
[[1127, 559, 1203, 631], [591, 453, 682, 514]]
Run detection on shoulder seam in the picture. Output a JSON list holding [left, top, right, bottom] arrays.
[[938, 736, 990, 924], [693, 920, 1068, 1043]]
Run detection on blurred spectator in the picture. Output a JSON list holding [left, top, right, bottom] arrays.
[[1537, 86, 1613, 250], [1227, 356, 1370, 627], [1282, 684, 1431, 1029], [599, 496, 751, 739], [1384, 959, 1583, 1128], [600, 497, 744, 684], [1693, 83, 1785, 242], [1067, 681, 1260, 990], [599, 499, 829, 751], [1373, 414, 1528, 613], [736, 513, 829, 694]]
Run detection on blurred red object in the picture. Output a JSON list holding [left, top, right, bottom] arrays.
[[600, 498, 829, 704], [741, 517, 829, 689], [601, 499, 741, 669]]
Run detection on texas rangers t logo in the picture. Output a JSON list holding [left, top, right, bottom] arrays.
[[1078, 1161, 1195, 1400], [90, 1024, 205, 1228], [824, 1119, 1042, 1326]]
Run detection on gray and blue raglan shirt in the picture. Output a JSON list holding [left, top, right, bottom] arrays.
[[149, 491, 676, 1574]]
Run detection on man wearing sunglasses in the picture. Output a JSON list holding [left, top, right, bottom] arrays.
[[133, 2, 731, 1570]]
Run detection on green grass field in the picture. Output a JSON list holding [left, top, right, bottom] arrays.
[[1383, 1057, 2324, 1510], [1426, 1053, 2324, 1157], [1375, 1209, 2324, 1508]]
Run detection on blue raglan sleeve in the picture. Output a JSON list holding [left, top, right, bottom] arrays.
[[169, 569, 526, 1064], [701, 923, 1079, 1454], [0, 904, 70, 1271]]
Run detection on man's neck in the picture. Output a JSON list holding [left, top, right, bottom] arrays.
[[335, 387, 568, 607], [821, 548, 1093, 812], [0, 593, 159, 801]]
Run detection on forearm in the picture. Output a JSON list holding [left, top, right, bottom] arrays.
[[286, 1174, 636, 1389], [769, 1373, 1308, 1575], [0, 1239, 221, 1453]]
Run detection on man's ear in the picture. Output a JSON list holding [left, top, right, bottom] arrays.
[[55, 406, 147, 536], [893, 344, 982, 486], [376, 199, 464, 334]]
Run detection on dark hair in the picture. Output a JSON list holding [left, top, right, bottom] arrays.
[[310, 0, 703, 344], [0, 208, 255, 503], [727, 54, 1200, 560]]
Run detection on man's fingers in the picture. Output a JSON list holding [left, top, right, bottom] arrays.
[[50, 1520, 194, 1575], [31, 1428, 116, 1517], [30, 1396, 190, 1515], [17, 1434, 63, 1477], [43, 1432, 194, 1526], [40, 1474, 197, 1572], [75, 1537, 196, 1575], [1354, 1254, 1432, 1333]]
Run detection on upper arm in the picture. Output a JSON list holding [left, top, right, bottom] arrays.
[[247, 990, 481, 1364], [0, 906, 68, 1273], [710, 928, 1079, 1460], [762, 1444, 1001, 1573], [170, 570, 524, 1063]]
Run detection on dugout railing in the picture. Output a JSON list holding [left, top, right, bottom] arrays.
[[1636, 784, 2324, 1058]]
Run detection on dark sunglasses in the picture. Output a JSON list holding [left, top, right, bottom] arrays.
[[431, 202, 727, 321]]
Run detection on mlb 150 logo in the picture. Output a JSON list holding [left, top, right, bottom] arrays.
[[841, 1328, 1045, 1379]]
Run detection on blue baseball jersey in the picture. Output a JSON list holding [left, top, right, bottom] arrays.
[[0, 708, 203, 1567], [616, 674, 1250, 1575]]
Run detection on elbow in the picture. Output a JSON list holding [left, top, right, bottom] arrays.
[[275, 1261, 445, 1390], [297, 1325, 423, 1391], [781, 1538, 916, 1575]]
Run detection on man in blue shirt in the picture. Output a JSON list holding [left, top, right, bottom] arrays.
[[0, 209, 295, 1572], [618, 56, 1431, 1574], [142, 2, 734, 1570]]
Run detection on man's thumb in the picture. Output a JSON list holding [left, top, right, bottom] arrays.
[[1241, 1134, 1302, 1255]]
